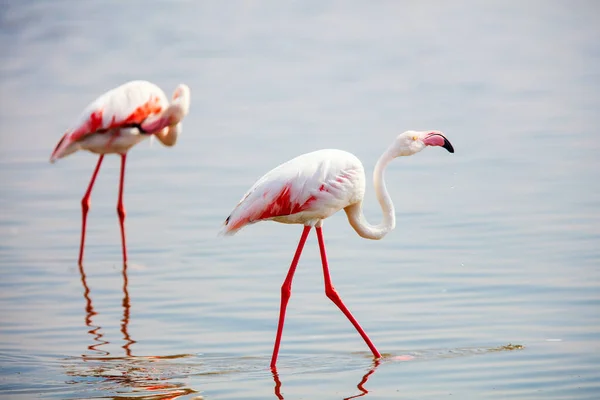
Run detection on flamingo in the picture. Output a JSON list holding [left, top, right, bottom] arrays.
[[50, 80, 191, 264], [221, 130, 454, 368]]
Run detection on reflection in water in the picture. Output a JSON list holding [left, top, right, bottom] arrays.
[[63, 354, 198, 400], [78, 262, 135, 358], [62, 344, 522, 399], [120, 263, 136, 356], [74, 263, 198, 399], [269, 346, 523, 399], [74, 263, 525, 399], [78, 262, 109, 357], [343, 360, 381, 400], [73, 262, 525, 399], [272, 369, 284, 400], [271, 360, 382, 400]]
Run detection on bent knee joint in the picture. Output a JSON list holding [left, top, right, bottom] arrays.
[[325, 286, 340, 301], [280, 285, 292, 299]]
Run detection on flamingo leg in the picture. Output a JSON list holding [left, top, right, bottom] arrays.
[[117, 154, 128, 263], [271, 225, 312, 369], [315, 226, 382, 359], [78, 155, 104, 265]]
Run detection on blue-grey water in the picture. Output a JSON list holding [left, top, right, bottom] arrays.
[[1, 1, 599, 399]]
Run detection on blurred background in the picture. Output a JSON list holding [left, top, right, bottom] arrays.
[[0, 1, 598, 399]]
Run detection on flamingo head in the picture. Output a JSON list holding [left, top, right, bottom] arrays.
[[393, 130, 454, 157], [170, 83, 191, 123], [140, 84, 190, 145]]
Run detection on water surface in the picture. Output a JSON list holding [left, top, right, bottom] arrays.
[[1, 1, 599, 399]]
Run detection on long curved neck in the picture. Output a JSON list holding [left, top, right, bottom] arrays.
[[345, 146, 396, 240], [147, 88, 190, 147], [153, 99, 187, 147], [154, 123, 181, 147]]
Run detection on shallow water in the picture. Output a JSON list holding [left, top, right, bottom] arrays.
[[1, 1, 599, 399]]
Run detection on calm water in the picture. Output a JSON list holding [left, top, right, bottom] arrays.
[[1, 1, 599, 399]]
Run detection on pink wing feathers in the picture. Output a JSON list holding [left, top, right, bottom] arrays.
[[222, 149, 365, 235], [50, 81, 169, 162], [223, 180, 317, 233]]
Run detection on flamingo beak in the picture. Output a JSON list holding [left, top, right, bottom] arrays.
[[441, 136, 454, 153], [423, 133, 454, 153]]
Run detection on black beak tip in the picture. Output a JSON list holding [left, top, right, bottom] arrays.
[[443, 138, 454, 153]]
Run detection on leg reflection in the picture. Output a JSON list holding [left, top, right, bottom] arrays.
[[78, 262, 109, 358], [120, 262, 136, 356], [78, 262, 137, 358], [271, 368, 284, 400], [344, 359, 381, 400], [271, 359, 381, 400]]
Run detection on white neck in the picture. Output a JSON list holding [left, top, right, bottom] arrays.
[[153, 91, 189, 147], [344, 145, 396, 240]]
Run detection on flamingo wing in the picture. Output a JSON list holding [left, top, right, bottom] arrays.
[[50, 80, 169, 162], [222, 149, 365, 235]]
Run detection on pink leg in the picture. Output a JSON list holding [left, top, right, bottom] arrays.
[[315, 226, 382, 359], [78, 155, 104, 265], [271, 225, 312, 369], [117, 154, 128, 263]]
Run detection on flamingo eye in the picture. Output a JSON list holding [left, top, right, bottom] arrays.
[[412, 135, 418, 141]]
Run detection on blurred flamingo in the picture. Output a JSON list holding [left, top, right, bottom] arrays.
[[222, 130, 454, 368], [50, 80, 191, 264]]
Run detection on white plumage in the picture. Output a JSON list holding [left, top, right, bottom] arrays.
[[223, 149, 365, 233], [50, 80, 190, 162]]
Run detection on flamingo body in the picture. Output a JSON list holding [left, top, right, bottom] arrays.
[[50, 80, 178, 162], [223, 149, 366, 233]]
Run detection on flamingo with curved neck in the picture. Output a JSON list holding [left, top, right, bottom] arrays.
[[222, 129, 454, 368], [49, 80, 191, 264]]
